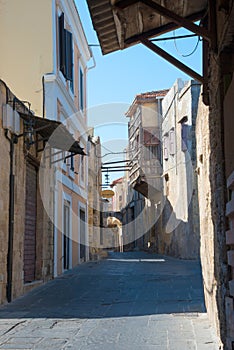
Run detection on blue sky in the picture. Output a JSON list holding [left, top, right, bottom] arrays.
[[75, 0, 202, 184]]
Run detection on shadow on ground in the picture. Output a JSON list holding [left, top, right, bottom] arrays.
[[0, 252, 206, 319]]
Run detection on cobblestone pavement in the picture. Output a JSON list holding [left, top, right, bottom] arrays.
[[0, 252, 219, 349]]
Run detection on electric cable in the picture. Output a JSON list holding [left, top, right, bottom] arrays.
[[173, 30, 201, 57]]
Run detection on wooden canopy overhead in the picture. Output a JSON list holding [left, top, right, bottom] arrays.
[[87, 0, 216, 90], [87, 0, 208, 54]]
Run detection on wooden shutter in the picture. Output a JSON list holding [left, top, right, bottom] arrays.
[[66, 30, 73, 81], [79, 69, 84, 111], [24, 162, 37, 283], [59, 13, 66, 76]]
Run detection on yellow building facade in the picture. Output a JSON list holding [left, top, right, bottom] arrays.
[[0, 0, 92, 287]]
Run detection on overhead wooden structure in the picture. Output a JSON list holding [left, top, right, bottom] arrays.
[[86, 0, 216, 102]]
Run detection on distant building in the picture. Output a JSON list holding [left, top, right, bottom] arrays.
[[160, 79, 201, 259], [109, 177, 126, 252], [110, 177, 127, 212], [124, 90, 168, 250], [87, 129, 103, 259]]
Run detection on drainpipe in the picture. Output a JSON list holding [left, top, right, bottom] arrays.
[[42, 76, 45, 118], [1, 80, 15, 302], [5, 130, 17, 303]]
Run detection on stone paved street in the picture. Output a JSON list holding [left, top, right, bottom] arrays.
[[0, 252, 219, 349]]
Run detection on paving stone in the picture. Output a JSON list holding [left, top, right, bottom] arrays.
[[0, 252, 219, 350]]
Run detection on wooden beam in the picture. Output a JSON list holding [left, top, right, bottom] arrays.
[[141, 38, 204, 84], [115, 0, 210, 41], [141, 0, 211, 41], [115, 0, 138, 9], [125, 10, 206, 45], [208, 0, 217, 51], [202, 16, 210, 105]]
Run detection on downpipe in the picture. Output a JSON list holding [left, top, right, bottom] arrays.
[[5, 130, 17, 303]]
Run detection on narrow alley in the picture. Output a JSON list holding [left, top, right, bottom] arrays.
[[0, 252, 218, 350]]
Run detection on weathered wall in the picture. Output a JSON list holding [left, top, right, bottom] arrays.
[[196, 92, 221, 334], [223, 67, 234, 350], [0, 83, 11, 304], [88, 133, 102, 258], [196, 50, 228, 347], [0, 81, 54, 304], [160, 80, 200, 259], [0, 0, 53, 116]]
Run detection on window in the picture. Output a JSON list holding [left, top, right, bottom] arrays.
[[63, 200, 70, 270], [100, 229, 103, 245], [144, 145, 159, 160], [70, 153, 74, 172], [179, 116, 189, 152], [143, 128, 159, 145], [163, 136, 169, 160], [58, 13, 73, 83], [80, 155, 84, 182], [181, 122, 188, 152], [169, 129, 175, 155], [79, 68, 84, 111]]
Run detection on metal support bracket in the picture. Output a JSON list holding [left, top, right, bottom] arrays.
[[115, 0, 216, 93]]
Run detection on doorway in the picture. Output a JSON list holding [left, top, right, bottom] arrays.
[[80, 209, 86, 261], [63, 200, 71, 270], [24, 162, 37, 283]]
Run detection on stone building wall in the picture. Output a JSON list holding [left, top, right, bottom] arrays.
[[0, 82, 11, 304], [195, 2, 234, 348], [160, 79, 200, 259], [0, 81, 54, 304], [196, 90, 225, 344], [196, 48, 230, 347], [224, 75, 234, 349], [88, 132, 102, 258]]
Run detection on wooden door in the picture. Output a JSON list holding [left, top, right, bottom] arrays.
[[80, 209, 86, 260], [24, 162, 37, 283]]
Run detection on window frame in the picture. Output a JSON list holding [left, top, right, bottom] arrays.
[[58, 12, 73, 85]]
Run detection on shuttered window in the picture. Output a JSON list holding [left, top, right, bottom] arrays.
[[163, 136, 169, 160], [70, 153, 74, 171], [59, 13, 66, 76], [169, 129, 175, 155], [79, 68, 84, 111], [58, 13, 73, 83], [66, 30, 73, 81], [181, 123, 188, 151]]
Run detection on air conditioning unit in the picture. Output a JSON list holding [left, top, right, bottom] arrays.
[[2, 104, 20, 135]]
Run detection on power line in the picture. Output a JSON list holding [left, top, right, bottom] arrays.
[[173, 31, 201, 57], [151, 33, 197, 42]]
